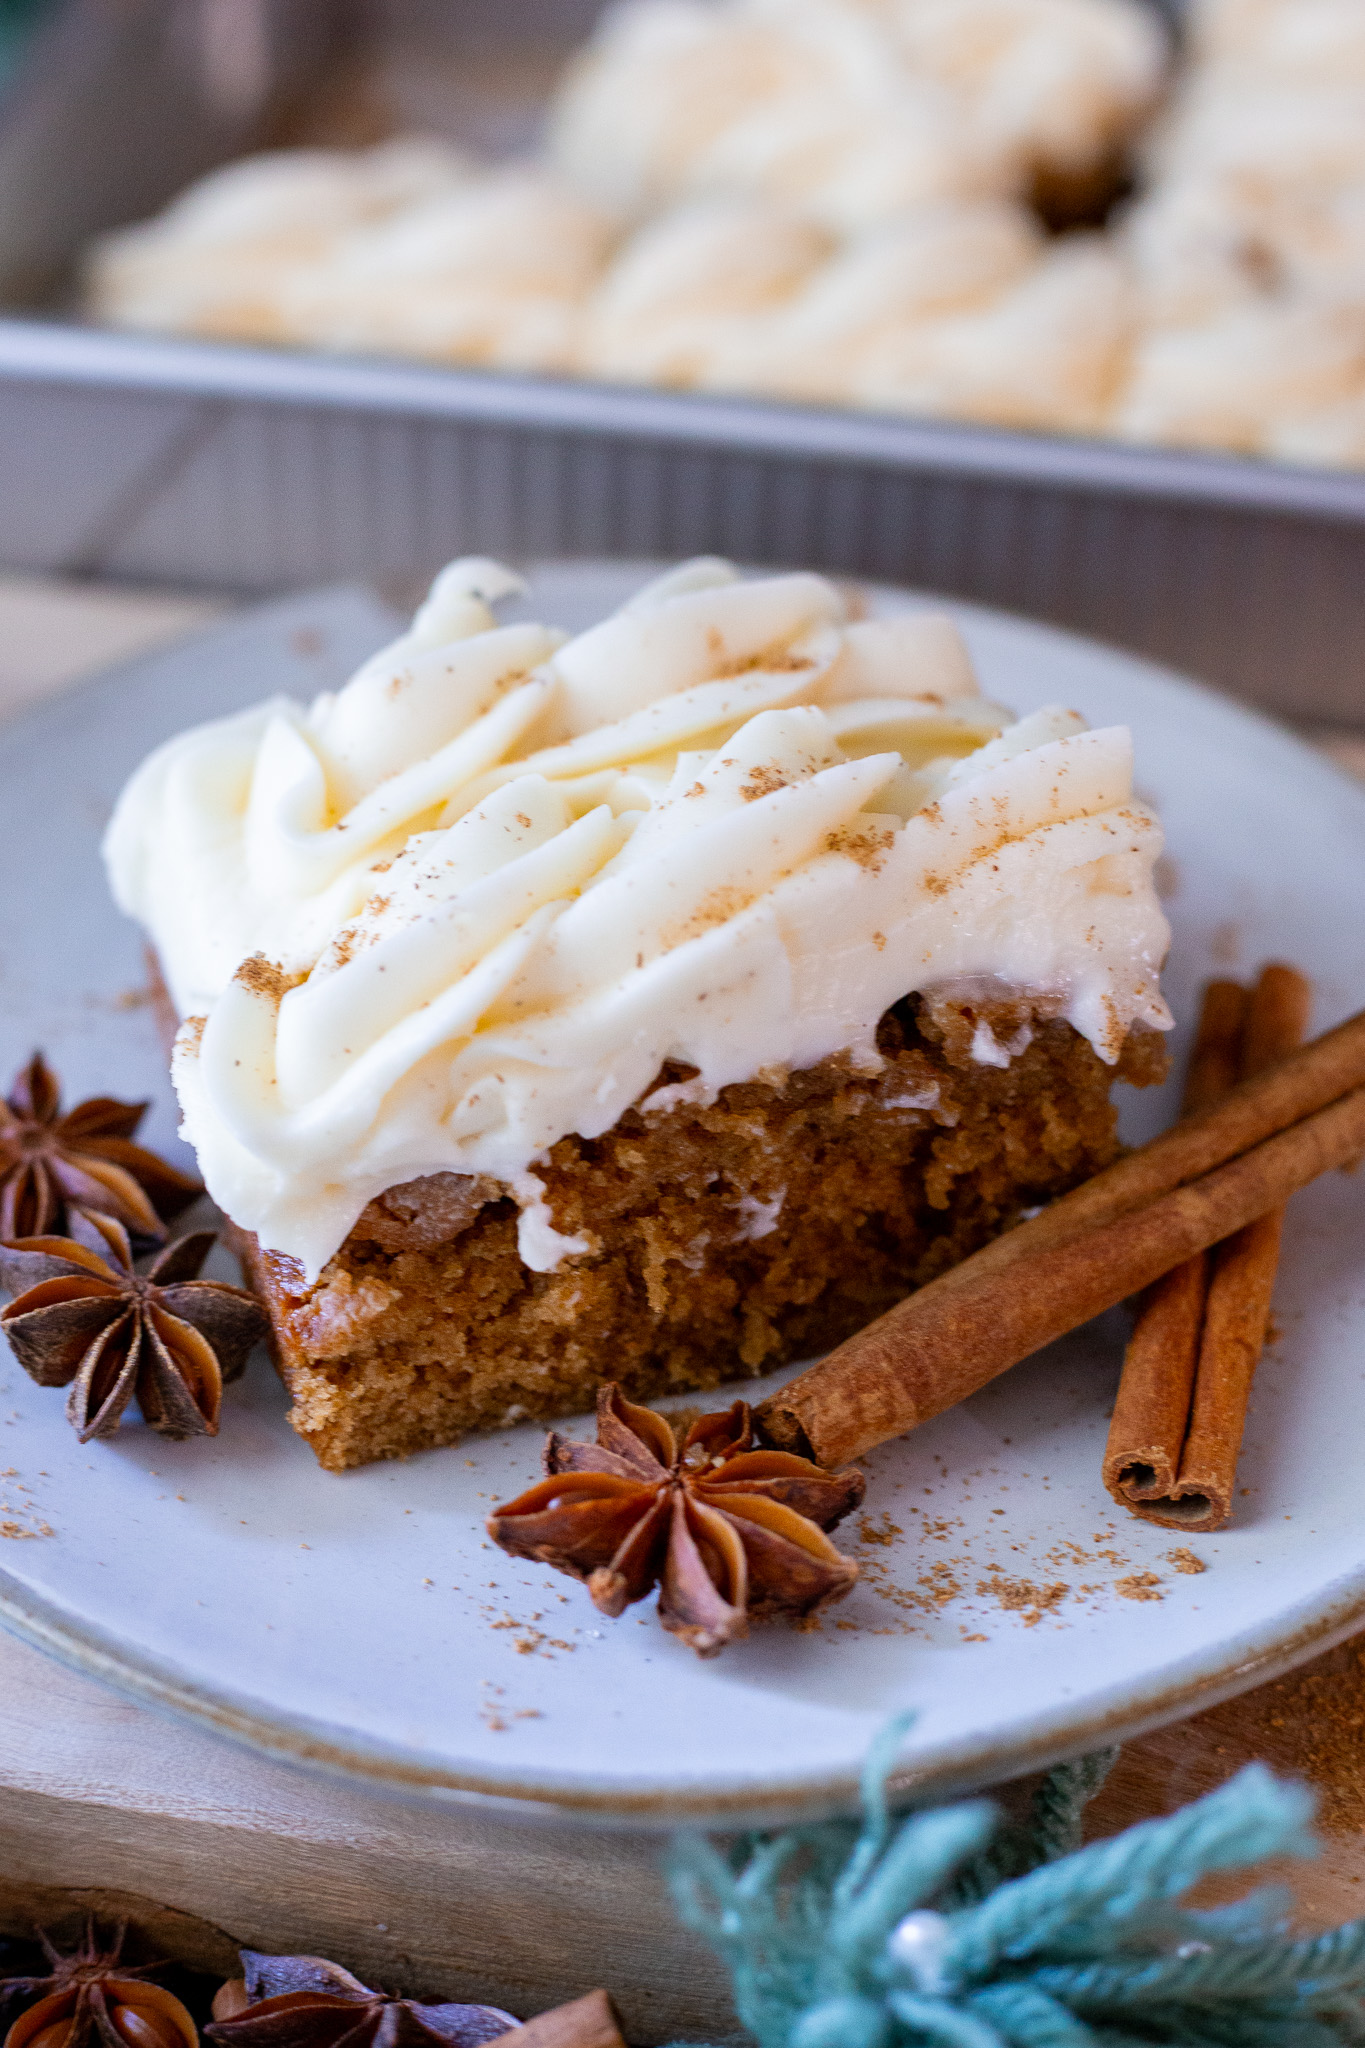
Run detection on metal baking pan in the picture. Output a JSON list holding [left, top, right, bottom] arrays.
[[0, 0, 1361, 725]]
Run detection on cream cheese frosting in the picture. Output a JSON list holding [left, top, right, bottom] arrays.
[[1144, 80, 1365, 201], [577, 198, 832, 386], [1105, 0, 1365, 461], [694, 200, 1043, 401], [855, 236, 1136, 433], [105, 559, 1171, 1282], [86, 139, 474, 343], [273, 169, 618, 371], [1118, 177, 1365, 331], [878, 0, 1168, 183], [1113, 301, 1365, 452], [545, 0, 980, 223], [91, 153, 618, 372], [681, 83, 995, 233], [1189, 0, 1365, 77], [548, 0, 1166, 223], [1268, 391, 1365, 469], [547, 0, 836, 216]]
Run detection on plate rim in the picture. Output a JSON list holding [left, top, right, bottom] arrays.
[[3, 564, 1365, 1827], [3, 1556, 1364, 1829]]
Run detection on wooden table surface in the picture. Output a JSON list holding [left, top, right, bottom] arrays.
[[1, 574, 1363, 2036]]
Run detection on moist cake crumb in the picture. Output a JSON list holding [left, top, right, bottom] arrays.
[[233, 994, 1165, 1472]]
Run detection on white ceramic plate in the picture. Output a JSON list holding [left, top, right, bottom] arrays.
[[2, 564, 1363, 1829]]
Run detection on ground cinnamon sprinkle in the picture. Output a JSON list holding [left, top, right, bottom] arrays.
[[916, 1563, 962, 1608], [975, 1576, 1069, 1626], [235, 953, 294, 1001], [1114, 1572, 1164, 1601], [852, 1538, 962, 1623]]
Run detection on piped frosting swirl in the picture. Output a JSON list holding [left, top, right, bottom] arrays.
[[105, 558, 1170, 1279]]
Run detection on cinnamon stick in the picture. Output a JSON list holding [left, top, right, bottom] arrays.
[[1101, 979, 1252, 1515], [1144, 965, 1312, 1528], [893, 1001, 1365, 1299], [757, 1003, 1365, 1467], [1184, 980, 1254, 1119]]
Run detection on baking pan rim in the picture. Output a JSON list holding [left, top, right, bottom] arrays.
[[4, 311, 1363, 528]]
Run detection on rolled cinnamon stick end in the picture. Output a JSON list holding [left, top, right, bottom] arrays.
[[1165, 1209, 1285, 1528], [1102, 1252, 1210, 1507], [760, 1044, 1359, 1470], [1146, 963, 1313, 1531], [1102, 978, 1250, 1513]]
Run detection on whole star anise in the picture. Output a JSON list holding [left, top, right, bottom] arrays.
[[0, 1053, 200, 1245], [1, 1920, 197, 2048], [0, 1215, 266, 1441], [206, 1952, 516, 2048], [488, 1385, 865, 1656]]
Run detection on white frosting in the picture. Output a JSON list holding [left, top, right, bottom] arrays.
[[855, 236, 1136, 433], [1109, 0, 1365, 464], [1120, 177, 1365, 330], [546, 1, 809, 214], [1269, 391, 1365, 469], [881, 0, 1168, 180], [86, 139, 474, 341], [681, 71, 1003, 230], [274, 169, 617, 370], [1118, 169, 1365, 413], [1114, 302, 1365, 452], [92, 153, 617, 371], [698, 201, 1043, 400], [548, 0, 1165, 224], [1188, 0, 1365, 79], [545, 0, 968, 221], [106, 559, 1170, 1283], [1144, 79, 1365, 199], [579, 200, 832, 385]]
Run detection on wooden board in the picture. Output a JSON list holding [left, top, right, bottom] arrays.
[[0, 1629, 730, 2041], [3, 1620, 1365, 2043]]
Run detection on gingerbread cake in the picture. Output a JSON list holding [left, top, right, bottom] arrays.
[[105, 558, 1171, 1470]]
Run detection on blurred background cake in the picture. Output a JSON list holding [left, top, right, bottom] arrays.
[[79, 0, 1365, 468]]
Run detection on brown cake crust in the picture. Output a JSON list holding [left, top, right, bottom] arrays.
[[228, 993, 1166, 1472]]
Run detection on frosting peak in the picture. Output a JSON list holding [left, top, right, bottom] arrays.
[[105, 560, 1170, 1279]]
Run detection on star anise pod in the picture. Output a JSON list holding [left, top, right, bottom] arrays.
[[206, 1952, 516, 2048], [0, 1053, 200, 1245], [1, 1919, 197, 2048], [488, 1385, 865, 1657], [0, 1215, 266, 1442]]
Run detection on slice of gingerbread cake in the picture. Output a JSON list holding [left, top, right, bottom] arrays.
[[105, 557, 1170, 1470]]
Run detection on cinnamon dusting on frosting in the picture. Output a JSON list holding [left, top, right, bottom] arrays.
[[105, 556, 1170, 1282]]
